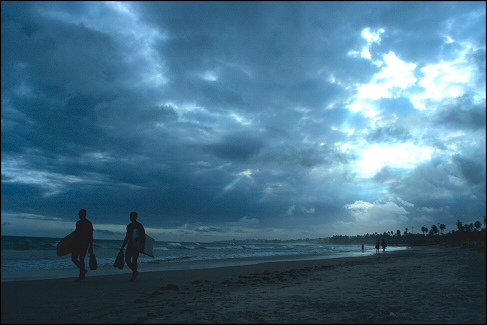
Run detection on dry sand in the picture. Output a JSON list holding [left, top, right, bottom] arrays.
[[1, 244, 485, 324]]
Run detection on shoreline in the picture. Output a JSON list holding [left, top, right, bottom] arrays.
[[2, 245, 485, 323], [1, 245, 407, 283]]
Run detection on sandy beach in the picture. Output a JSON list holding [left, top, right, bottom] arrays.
[[1, 244, 485, 324]]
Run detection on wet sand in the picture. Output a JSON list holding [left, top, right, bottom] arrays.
[[1, 245, 485, 324]]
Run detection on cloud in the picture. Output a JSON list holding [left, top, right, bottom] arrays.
[[226, 216, 260, 226], [453, 154, 486, 187], [343, 200, 410, 235], [1, 1, 485, 241], [204, 132, 265, 162]]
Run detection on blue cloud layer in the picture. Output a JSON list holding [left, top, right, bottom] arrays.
[[1, 1, 485, 241]]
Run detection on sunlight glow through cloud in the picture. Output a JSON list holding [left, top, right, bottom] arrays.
[[411, 44, 479, 109], [348, 27, 385, 61], [221, 169, 255, 194], [355, 143, 434, 178], [354, 51, 417, 103]]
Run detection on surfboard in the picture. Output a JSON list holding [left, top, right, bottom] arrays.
[[132, 229, 155, 257], [57, 231, 76, 256], [143, 235, 155, 257]]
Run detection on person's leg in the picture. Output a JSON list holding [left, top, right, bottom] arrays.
[[73, 245, 88, 281], [129, 251, 140, 281], [72, 251, 81, 269], [79, 246, 88, 278], [125, 248, 135, 272]]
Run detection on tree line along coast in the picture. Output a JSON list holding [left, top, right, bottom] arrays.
[[257, 216, 486, 253], [328, 216, 486, 251]]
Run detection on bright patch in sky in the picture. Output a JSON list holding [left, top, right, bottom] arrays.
[[355, 143, 433, 178], [221, 169, 254, 194], [202, 70, 218, 82], [348, 27, 385, 61], [351, 51, 417, 112], [412, 44, 479, 109]]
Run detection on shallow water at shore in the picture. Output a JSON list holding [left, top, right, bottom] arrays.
[[1, 235, 406, 282]]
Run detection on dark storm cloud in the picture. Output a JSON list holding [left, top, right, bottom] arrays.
[[2, 1, 485, 240], [2, 19, 120, 97], [388, 157, 485, 225], [434, 95, 487, 130], [372, 167, 398, 184], [372, 2, 483, 63], [203, 132, 265, 162], [143, 1, 378, 107], [256, 142, 350, 169], [453, 155, 486, 187]]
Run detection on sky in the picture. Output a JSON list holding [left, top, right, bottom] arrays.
[[1, 1, 486, 242]]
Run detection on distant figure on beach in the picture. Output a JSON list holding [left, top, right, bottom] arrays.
[[381, 239, 387, 253], [375, 240, 380, 254], [120, 211, 146, 282], [362, 244, 364, 253], [72, 209, 94, 282]]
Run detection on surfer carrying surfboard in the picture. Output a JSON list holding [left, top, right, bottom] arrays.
[[120, 211, 146, 282], [72, 209, 94, 282]]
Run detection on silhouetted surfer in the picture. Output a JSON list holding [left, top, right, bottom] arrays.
[[120, 211, 146, 281], [72, 209, 94, 282]]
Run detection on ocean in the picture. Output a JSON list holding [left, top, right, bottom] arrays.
[[1, 235, 407, 282]]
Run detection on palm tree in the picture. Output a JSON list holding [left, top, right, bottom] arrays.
[[421, 226, 428, 236], [439, 224, 446, 235], [456, 220, 463, 232], [463, 223, 472, 232], [431, 224, 439, 236], [404, 228, 408, 235], [474, 221, 482, 231]]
